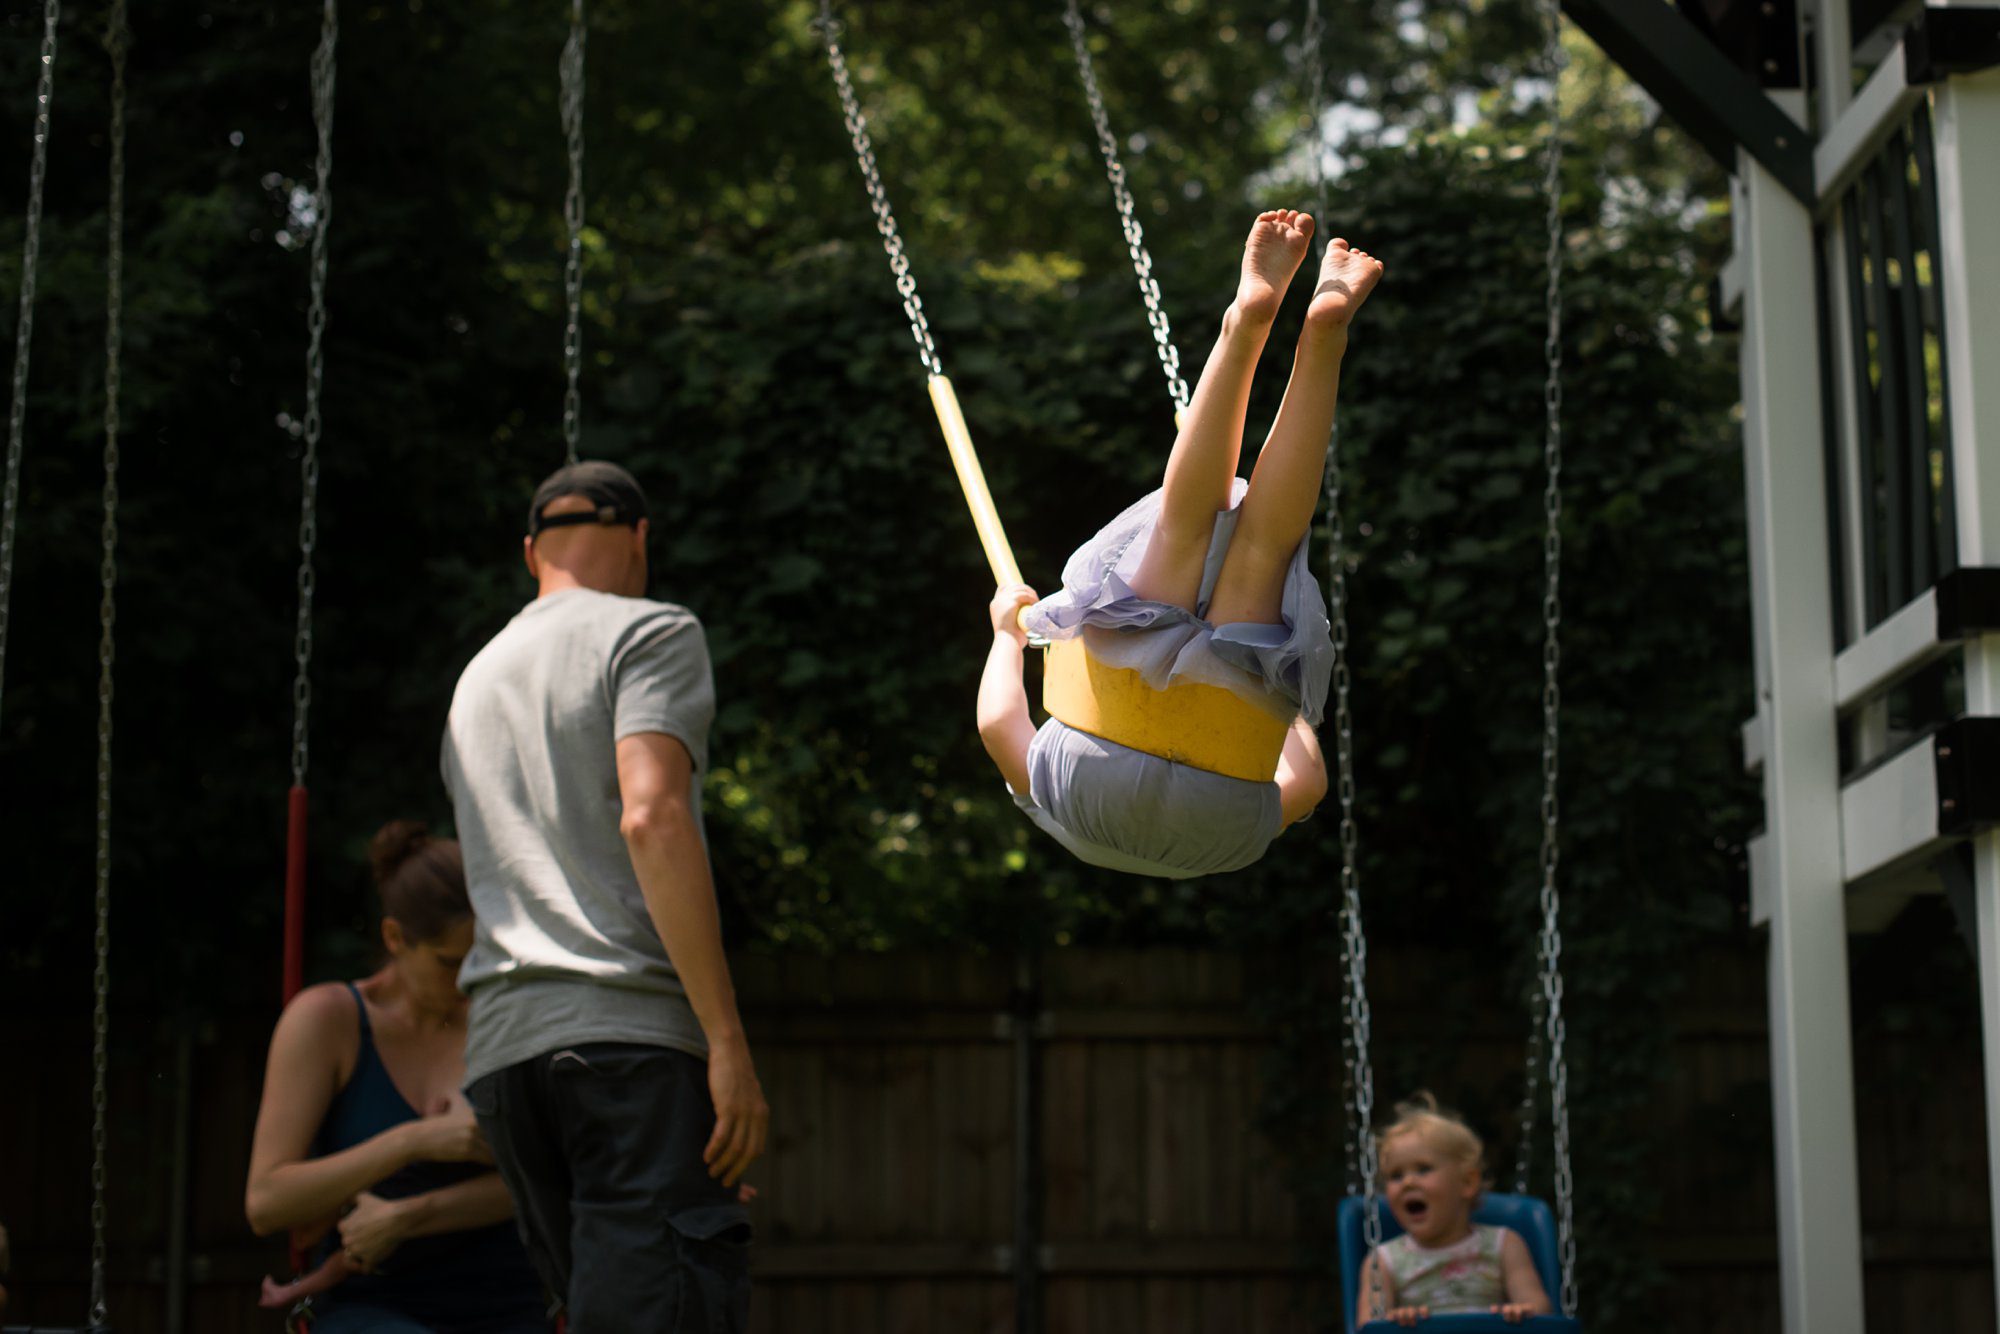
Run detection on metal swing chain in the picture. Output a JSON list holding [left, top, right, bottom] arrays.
[[89, 3, 127, 1323], [1300, 0, 1359, 1199], [0, 0, 61, 725], [1533, 0, 1577, 1314], [293, 0, 336, 792], [559, 0, 585, 466], [1512, 1001, 1545, 1195], [1328, 422, 1386, 1290], [1059, 0, 1188, 416], [815, 2, 943, 379], [1301, 0, 1384, 1299]]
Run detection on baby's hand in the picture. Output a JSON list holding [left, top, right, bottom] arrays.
[[989, 583, 1038, 644], [1388, 1306, 1430, 1327], [1491, 1302, 1535, 1324]]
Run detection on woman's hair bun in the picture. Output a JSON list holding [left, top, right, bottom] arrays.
[[369, 819, 431, 887], [367, 818, 469, 944]]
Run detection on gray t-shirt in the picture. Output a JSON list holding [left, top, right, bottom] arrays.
[[443, 587, 715, 1084]]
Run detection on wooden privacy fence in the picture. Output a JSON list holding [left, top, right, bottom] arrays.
[[741, 949, 1323, 1334], [0, 945, 1992, 1333]]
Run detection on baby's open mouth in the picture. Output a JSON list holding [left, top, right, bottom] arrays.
[[1403, 1199, 1429, 1219]]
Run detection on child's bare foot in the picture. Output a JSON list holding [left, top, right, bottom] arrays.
[[1305, 237, 1384, 332], [1235, 209, 1314, 325]]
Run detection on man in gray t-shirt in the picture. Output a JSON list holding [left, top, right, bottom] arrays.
[[447, 461, 766, 1333]]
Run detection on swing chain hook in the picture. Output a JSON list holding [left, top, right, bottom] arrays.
[[560, 0, 586, 466], [815, 1, 944, 380], [1061, 0, 1188, 417], [0, 0, 62, 725]]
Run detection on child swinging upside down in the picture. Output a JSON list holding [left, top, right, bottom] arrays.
[[979, 209, 1382, 877], [1358, 1093, 1553, 1326]]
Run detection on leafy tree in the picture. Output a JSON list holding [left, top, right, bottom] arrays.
[[2, 0, 1753, 1318]]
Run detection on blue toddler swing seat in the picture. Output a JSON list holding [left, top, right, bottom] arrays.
[[1337, 1193, 1583, 1334]]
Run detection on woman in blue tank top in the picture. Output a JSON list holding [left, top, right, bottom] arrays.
[[245, 821, 548, 1334]]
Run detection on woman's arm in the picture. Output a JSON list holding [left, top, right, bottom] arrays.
[[393, 1172, 516, 1239], [979, 584, 1039, 795], [1496, 1227, 1554, 1317], [336, 1175, 516, 1274], [244, 985, 485, 1236]]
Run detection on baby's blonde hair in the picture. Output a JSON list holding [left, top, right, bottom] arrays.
[[1375, 1090, 1486, 1182]]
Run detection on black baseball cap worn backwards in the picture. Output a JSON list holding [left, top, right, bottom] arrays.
[[528, 460, 649, 537]]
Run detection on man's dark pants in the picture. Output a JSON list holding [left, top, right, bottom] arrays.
[[466, 1044, 751, 1333]]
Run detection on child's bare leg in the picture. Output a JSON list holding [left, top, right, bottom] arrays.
[[1128, 210, 1312, 612], [1206, 238, 1385, 627]]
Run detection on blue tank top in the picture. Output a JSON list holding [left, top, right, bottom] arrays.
[[312, 983, 545, 1332]]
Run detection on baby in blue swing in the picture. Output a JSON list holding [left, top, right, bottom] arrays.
[[1358, 1093, 1554, 1326], [979, 209, 1381, 877]]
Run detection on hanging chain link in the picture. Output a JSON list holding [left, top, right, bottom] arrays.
[[1512, 996, 1544, 1194], [1328, 437, 1385, 1296], [1534, 0, 1577, 1315], [815, 2, 943, 379], [0, 0, 61, 726], [1300, 0, 1367, 1208], [1300, 0, 1384, 1309], [1060, 0, 1187, 416], [89, 3, 127, 1324], [292, 0, 336, 791], [1302, 0, 1328, 239], [559, 0, 585, 466]]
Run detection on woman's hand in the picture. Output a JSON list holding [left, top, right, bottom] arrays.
[[402, 1097, 492, 1166], [337, 1192, 412, 1275], [988, 583, 1038, 645]]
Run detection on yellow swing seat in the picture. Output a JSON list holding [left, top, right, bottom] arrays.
[[1042, 636, 1288, 784]]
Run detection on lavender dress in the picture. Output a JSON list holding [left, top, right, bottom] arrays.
[[1012, 481, 1334, 878]]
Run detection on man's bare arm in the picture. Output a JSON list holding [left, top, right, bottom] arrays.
[[616, 732, 768, 1188]]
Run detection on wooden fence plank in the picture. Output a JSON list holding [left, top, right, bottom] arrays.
[[1041, 1040, 1091, 1242], [1088, 1041, 1143, 1238]]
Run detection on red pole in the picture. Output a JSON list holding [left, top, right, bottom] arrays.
[[284, 784, 309, 1004]]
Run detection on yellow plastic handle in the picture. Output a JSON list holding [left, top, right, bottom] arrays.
[[928, 374, 1022, 589]]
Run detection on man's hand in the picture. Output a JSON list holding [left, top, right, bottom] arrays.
[[703, 1037, 769, 1189], [989, 583, 1037, 644]]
